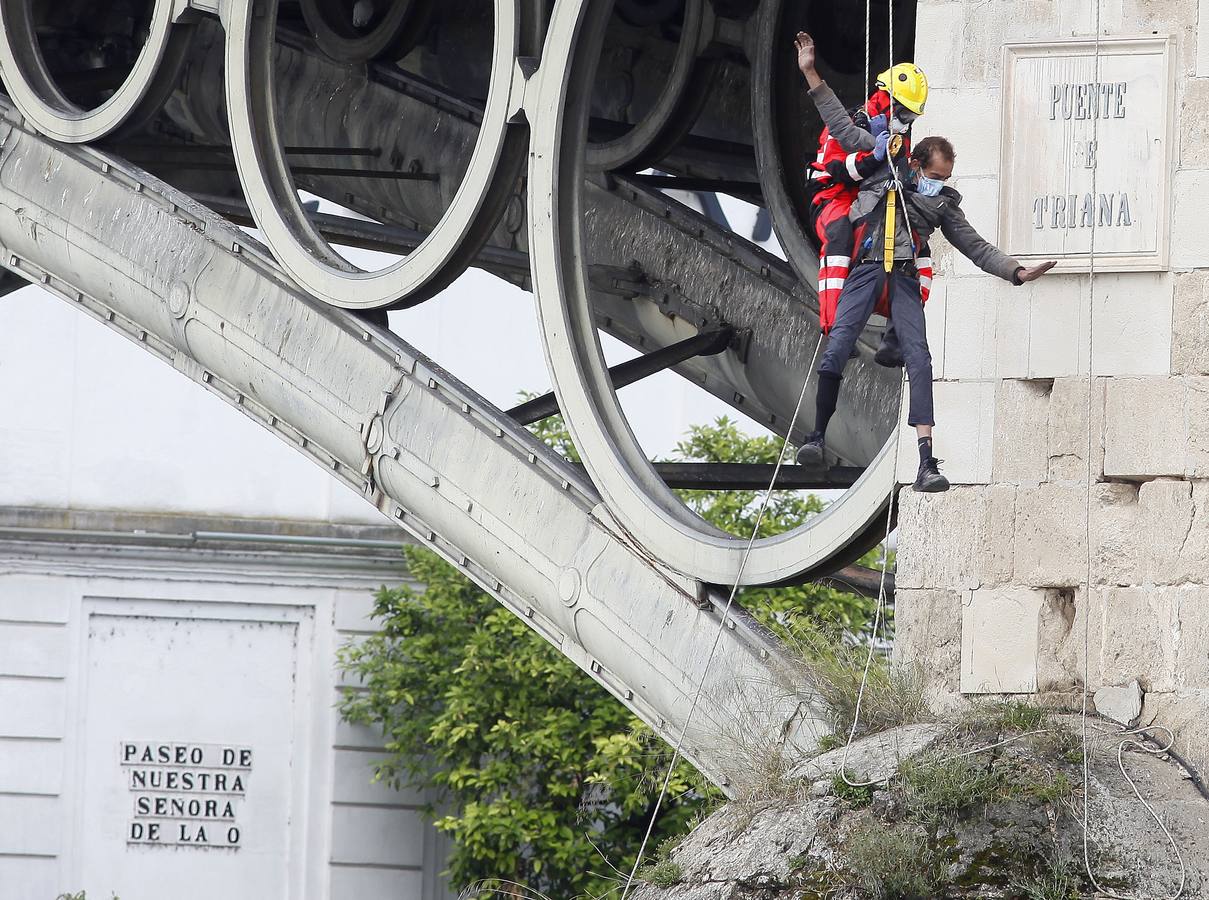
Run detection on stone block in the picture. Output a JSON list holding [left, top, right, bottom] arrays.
[[958, 0, 1059, 85], [1171, 583, 1209, 687], [1139, 479, 1209, 585], [926, 278, 948, 381], [1094, 680, 1144, 726], [1139, 689, 1209, 776], [942, 277, 1022, 380], [1047, 377, 1106, 482], [1036, 586, 1098, 693], [915, 2, 967, 89], [1172, 270, 1209, 375], [948, 178, 1002, 279], [1103, 377, 1186, 478], [992, 379, 1052, 484], [1027, 274, 1089, 378], [960, 586, 1045, 693], [1100, 586, 1177, 692], [1057, 0, 1125, 32], [1090, 273, 1173, 377], [1172, 169, 1209, 269], [893, 589, 963, 708], [921, 88, 1002, 177], [1092, 482, 1144, 586], [1200, 0, 1209, 76], [931, 380, 995, 484], [1180, 77, 1209, 166], [1013, 483, 1089, 587], [993, 286, 1031, 378], [1186, 379, 1209, 475], [896, 485, 1016, 590]]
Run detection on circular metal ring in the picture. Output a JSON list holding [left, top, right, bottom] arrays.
[[0, 0, 188, 143], [224, 0, 521, 310], [614, 0, 682, 28], [585, 0, 716, 173], [300, 0, 429, 63], [528, 0, 899, 586]]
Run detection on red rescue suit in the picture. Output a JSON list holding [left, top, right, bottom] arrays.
[[805, 93, 932, 330]]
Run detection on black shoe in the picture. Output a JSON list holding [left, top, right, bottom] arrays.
[[913, 457, 950, 493], [874, 341, 904, 368], [796, 431, 826, 467]]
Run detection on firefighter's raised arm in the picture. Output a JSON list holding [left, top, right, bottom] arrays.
[[794, 32, 877, 154]]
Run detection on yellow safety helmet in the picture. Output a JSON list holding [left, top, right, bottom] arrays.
[[876, 63, 929, 115]]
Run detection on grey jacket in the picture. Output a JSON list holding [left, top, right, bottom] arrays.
[[807, 80, 1023, 283]]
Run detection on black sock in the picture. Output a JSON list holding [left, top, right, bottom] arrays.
[[815, 372, 842, 438], [918, 436, 933, 465]]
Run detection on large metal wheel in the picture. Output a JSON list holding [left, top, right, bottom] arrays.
[[300, 0, 431, 62], [0, 0, 190, 142], [527, 0, 900, 587], [584, 0, 719, 173], [223, 0, 526, 309]]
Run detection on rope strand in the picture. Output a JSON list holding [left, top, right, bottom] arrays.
[[619, 333, 826, 898]]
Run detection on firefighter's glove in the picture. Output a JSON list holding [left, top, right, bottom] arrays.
[[872, 130, 891, 162], [869, 114, 891, 161]]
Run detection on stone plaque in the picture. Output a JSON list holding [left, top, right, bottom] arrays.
[[999, 36, 1174, 272]]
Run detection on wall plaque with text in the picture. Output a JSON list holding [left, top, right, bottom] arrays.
[[999, 36, 1174, 272], [122, 741, 252, 849]]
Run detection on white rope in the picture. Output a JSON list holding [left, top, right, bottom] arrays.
[[864, 0, 872, 97], [618, 333, 826, 898], [1077, 3, 1185, 896], [839, 371, 904, 788]]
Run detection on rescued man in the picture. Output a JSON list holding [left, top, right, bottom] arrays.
[[803, 59, 929, 340], [792, 31, 1057, 492]]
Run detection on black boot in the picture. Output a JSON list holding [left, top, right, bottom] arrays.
[[796, 431, 826, 467], [913, 457, 950, 493], [874, 340, 904, 368]]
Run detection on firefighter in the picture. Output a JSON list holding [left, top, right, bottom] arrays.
[[798, 40, 929, 343], [793, 32, 1056, 492]]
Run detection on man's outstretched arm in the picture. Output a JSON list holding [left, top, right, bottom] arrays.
[[794, 31, 877, 153], [940, 200, 1056, 284]]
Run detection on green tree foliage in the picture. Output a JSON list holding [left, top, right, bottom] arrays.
[[670, 417, 882, 636], [339, 411, 885, 896]]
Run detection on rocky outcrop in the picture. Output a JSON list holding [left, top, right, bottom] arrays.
[[631, 720, 1209, 899]]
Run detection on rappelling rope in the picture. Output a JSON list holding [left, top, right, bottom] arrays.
[[864, 0, 872, 97], [1078, 3, 1185, 896], [839, 0, 914, 788], [618, 333, 826, 899]]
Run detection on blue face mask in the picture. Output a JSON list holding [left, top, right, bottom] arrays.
[[915, 173, 944, 198]]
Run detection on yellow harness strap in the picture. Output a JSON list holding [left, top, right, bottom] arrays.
[[883, 188, 896, 273], [883, 135, 905, 273]]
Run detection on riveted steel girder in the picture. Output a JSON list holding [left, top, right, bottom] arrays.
[[0, 106, 828, 792]]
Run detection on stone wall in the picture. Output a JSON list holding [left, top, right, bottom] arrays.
[[895, 0, 1209, 771]]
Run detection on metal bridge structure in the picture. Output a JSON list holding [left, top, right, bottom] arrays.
[[0, 0, 915, 793]]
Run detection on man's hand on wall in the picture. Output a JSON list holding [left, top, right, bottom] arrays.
[[1017, 261, 1058, 282], [794, 32, 823, 89]]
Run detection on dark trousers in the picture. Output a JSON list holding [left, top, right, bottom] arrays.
[[818, 262, 935, 427]]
